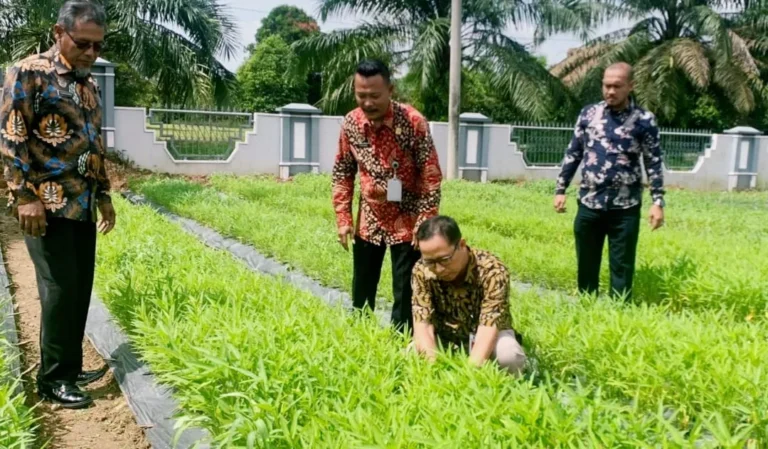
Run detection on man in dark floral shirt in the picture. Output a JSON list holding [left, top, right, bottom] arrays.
[[0, 1, 116, 408], [554, 62, 664, 300]]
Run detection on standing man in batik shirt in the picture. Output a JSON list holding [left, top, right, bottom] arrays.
[[332, 60, 442, 334], [0, 1, 116, 409], [554, 62, 665, 300]]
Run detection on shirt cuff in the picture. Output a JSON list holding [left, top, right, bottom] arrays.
[[335, 212, 353, 229], [12, 183, 39, 205], [97, 191, 112, 204]]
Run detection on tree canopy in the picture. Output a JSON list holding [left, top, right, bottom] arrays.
[[237, 35, 309, 113], [0, 0, 239, 107]]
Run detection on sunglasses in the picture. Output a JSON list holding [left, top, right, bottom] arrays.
[[64, 29, 105, 53]]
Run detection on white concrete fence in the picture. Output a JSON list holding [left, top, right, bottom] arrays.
[[113, 104, 768, 192]]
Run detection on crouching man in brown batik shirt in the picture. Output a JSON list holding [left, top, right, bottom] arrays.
[[410, 216, 526, 376]]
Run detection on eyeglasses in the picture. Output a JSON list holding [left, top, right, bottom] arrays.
[[422, 245, 458, 268], [64, 30, 105, 53]]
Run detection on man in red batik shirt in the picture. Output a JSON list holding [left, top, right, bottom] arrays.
[[332, 59, 442, 334]]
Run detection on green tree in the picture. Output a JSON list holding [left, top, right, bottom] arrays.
[[112, 62, 158, 107], [247, 5, 320, 54], [550, 0, 768, 125], [237, 35, 308, 112], [0, 0, 239, 107], [293, 0, 596, 119]]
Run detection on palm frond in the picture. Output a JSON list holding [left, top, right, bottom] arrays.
[[669, 38, 710, 88], [316, 0, 412, 22], [549, 43, 613, 85], [107, 0, 240, 61], [634, 41, 689, 120], [727, 30, 760, 76], [408, 18, 451, 91], [532, 0, 624, 46], [571, 32, 655, 102], [480, 36, 577, 120], [126, 18, 235, 106], [293, 21, 409, 74], [713, 55, 757, 114]]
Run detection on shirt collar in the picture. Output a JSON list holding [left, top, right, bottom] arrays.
[[43, 46, 75, 76], [605, 97, 636, 115], [462, 247, 478, 285]]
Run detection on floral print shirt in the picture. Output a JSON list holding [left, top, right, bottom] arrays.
[[332, 102, 442, 246], [556, 100, 665, 210], [411, 247, 513, 347], [0, 47, 111, 222]]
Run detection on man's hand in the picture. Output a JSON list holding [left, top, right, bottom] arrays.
[[413, 322, 438, 363], [18, 201, 46, 237], [337, 225, 354, 251], [98, 202, 116, 235], [468, 325, 498, 367], [553, 194, 567, 213], [649, 204, 664, 231]]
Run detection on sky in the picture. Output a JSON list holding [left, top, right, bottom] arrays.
[[219, 0, 630, 73]]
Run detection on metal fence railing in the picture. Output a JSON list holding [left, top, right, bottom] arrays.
[[147, 109, 254, 161], [509, 123, 713, 171]]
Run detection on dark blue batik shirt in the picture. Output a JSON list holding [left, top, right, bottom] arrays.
[[555, 100, 665, 210]]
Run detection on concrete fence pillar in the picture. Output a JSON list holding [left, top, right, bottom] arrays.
[[725, 126, 762, 191], [276, 103, 322, 179], [458, 113, 492, 182], [92, 58, 116, 150]]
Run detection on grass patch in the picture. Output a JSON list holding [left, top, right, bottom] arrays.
[[0, 298, 38, 449]]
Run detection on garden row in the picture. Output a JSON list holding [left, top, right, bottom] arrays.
[[97, 199, 766, 448], [134, 174, 768, 318], [119, 177, 768, 444], [0, 298, 36, 448]]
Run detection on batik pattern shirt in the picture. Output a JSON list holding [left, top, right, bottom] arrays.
[[332, 102, 442, 246], [555, 100, 665, 210], [0, 47, 111, 222], [411, 247, 513, 347]]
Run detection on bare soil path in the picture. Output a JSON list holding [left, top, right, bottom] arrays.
[[0, 194, 150, 449]]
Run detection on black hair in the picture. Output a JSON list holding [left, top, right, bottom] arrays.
[[356, 59, 391, 84], [57, 1, 107, 31], [416, 216, 462, 246]]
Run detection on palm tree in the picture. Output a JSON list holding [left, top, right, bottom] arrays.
[[550, 0, 768, 124], [293, 0, 599, 120], [0, 0, 239, 106]]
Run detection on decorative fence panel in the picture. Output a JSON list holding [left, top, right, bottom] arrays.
[[510, 123, 713, 171], [147, 109, 254, 161]]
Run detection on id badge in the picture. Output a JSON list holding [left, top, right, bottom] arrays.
[[387, 178, 402, 202]]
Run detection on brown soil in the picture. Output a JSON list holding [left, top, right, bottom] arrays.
[[0, 196, 150, 449]]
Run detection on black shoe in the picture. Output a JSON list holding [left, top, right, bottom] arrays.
[[76, 365, 108, 387], [37, 381, 93, 409]]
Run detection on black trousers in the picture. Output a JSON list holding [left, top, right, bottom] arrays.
[[352, 235, 421, 334], [25, 218, 97, 384], [574, 203, 641, 300]]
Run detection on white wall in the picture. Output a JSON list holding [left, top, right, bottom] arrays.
[[114, 107, 768, 192], [114, 107, 281, 176]]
